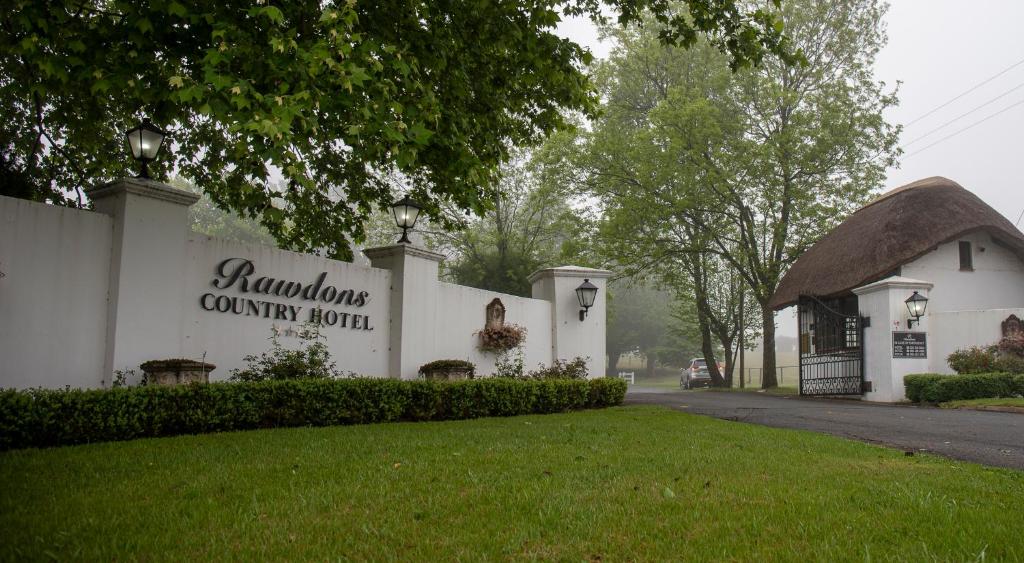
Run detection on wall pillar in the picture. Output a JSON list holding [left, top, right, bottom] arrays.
[[85, 178, 199, 383], [529, 266, 612, 378], [853, 276, 934, 402], [363, 244, 444, 379]]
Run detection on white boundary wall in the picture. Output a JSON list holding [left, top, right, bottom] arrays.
[[0, 198, 113, 388], [929, 308, 1024, 374], [0, 180, 610, 389], [855, 276, 1024, 402]]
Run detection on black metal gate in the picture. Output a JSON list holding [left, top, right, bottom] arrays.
[[798, 295, 864, 396]]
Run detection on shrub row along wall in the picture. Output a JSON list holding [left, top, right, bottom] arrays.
[[904, 373, 1024, 403], [0, 377, 628, 451]]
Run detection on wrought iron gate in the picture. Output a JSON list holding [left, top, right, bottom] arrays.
[[798, 295, 864, 396]]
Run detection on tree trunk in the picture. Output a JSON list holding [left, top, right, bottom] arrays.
[[760, 303, 778, 389], [719, 335, 735, 386], [644, 351, 656, 380], [739, 291, 745, 389], [699, 321, 726, 387], [607, 347, 622, 375]]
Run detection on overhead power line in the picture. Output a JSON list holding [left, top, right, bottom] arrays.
[[903, 81, 1024, 147], [903, 97, 1024, 159], [904, 55, 1024, 128]]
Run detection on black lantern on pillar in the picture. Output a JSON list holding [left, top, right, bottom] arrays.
[[575, 278, 599, 321], [124, 118, 166, 179], [390, 195, 422, 244], [905, 291, 928, 329]]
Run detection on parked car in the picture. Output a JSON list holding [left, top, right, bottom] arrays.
[[680, 358, 713, 389]]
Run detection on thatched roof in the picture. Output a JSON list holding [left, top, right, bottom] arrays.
[[769, 177, 1024, 310]]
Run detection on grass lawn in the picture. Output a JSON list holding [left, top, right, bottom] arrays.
[[2, 406, 1023, 561], [941, 397, 1024, 410]]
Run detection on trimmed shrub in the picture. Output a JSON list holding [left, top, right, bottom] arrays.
[[0, 377, 628, 451], [904, 373, 1024, 403]]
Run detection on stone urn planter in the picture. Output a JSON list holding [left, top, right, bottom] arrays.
[[418, 360, 475, 381], [140, 359, 216, 385]]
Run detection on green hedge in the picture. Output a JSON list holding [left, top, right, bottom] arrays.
[[904, 373, 1024, 403], [0, 377, 627, 451]]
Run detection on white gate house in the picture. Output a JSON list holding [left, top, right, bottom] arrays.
[[771, 177, 1024, 401]]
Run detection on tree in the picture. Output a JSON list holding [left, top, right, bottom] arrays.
[[426, 153, 589, 297], [568, 0, 899, 387], [1, 0, 798, 260], [174, 179, 277, 247]]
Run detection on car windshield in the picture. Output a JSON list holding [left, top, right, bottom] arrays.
[[692, 360, 707, 368]]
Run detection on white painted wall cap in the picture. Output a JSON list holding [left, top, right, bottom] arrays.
[[363, 243, 445, 263], [527, 265, 613, 283], [852, 275, 935, 295], [84, 177, 200, 207]]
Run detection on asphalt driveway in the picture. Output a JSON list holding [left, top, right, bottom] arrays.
[[626, 388, 1024, 470]]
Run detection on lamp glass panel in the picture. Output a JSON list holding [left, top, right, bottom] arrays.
[[138, 126, 164, 160], [126, 128, 144, 159], [905, 293, 928, 318], [575, 279, 598, 308], [391, 199, 420, 228]]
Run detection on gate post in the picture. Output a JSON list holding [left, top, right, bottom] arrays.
[[529, 266, 612, 379], [84, 178, 200, 384], [853, 277, 933, 402], [363, 244, 445, 379]]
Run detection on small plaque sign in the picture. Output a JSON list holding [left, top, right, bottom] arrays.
[[892, 331, 927, 359]]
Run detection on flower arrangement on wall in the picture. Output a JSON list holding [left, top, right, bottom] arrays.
[[476, 323, 526, 353], [997, 333, 1024, 358]]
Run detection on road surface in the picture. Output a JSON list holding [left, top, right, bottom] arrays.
[[626, 388, 1024, 470]]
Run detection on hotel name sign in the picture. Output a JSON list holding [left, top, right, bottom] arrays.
[[198, 258, 375, 331]]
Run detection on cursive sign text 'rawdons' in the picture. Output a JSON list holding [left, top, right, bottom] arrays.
[[211, 257, 369, 306], [199, 258, 374, 331]]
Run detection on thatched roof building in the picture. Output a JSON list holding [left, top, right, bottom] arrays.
[[769, 177, 1024, 310]]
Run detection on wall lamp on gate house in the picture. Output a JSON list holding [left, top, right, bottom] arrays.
[[390, 195, 422, 244], [905, 291, 928, 329], [125, 118, 166, 179], [575, 278, 599, 321]]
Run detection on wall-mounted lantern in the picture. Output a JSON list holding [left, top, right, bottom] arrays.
[[125, 118, 166, 179], [575, 278, 598, 321], [905, 291, 928, 329], [390, 195, 422, 244]]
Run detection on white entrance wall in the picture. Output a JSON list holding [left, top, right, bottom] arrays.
[[0, 198, 113, 389], [851, 232, 1024, 402], [853, 277, 933, 402], [0, 180, 611, 388], [928, 308, 1024, 374], [183, 236, 392, 378]]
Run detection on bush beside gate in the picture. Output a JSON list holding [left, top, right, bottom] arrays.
[[904, 373, 1024, 403]]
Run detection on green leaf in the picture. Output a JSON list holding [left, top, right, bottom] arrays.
[[167, 2, 188, 18], [258, 6, 284, 25]]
